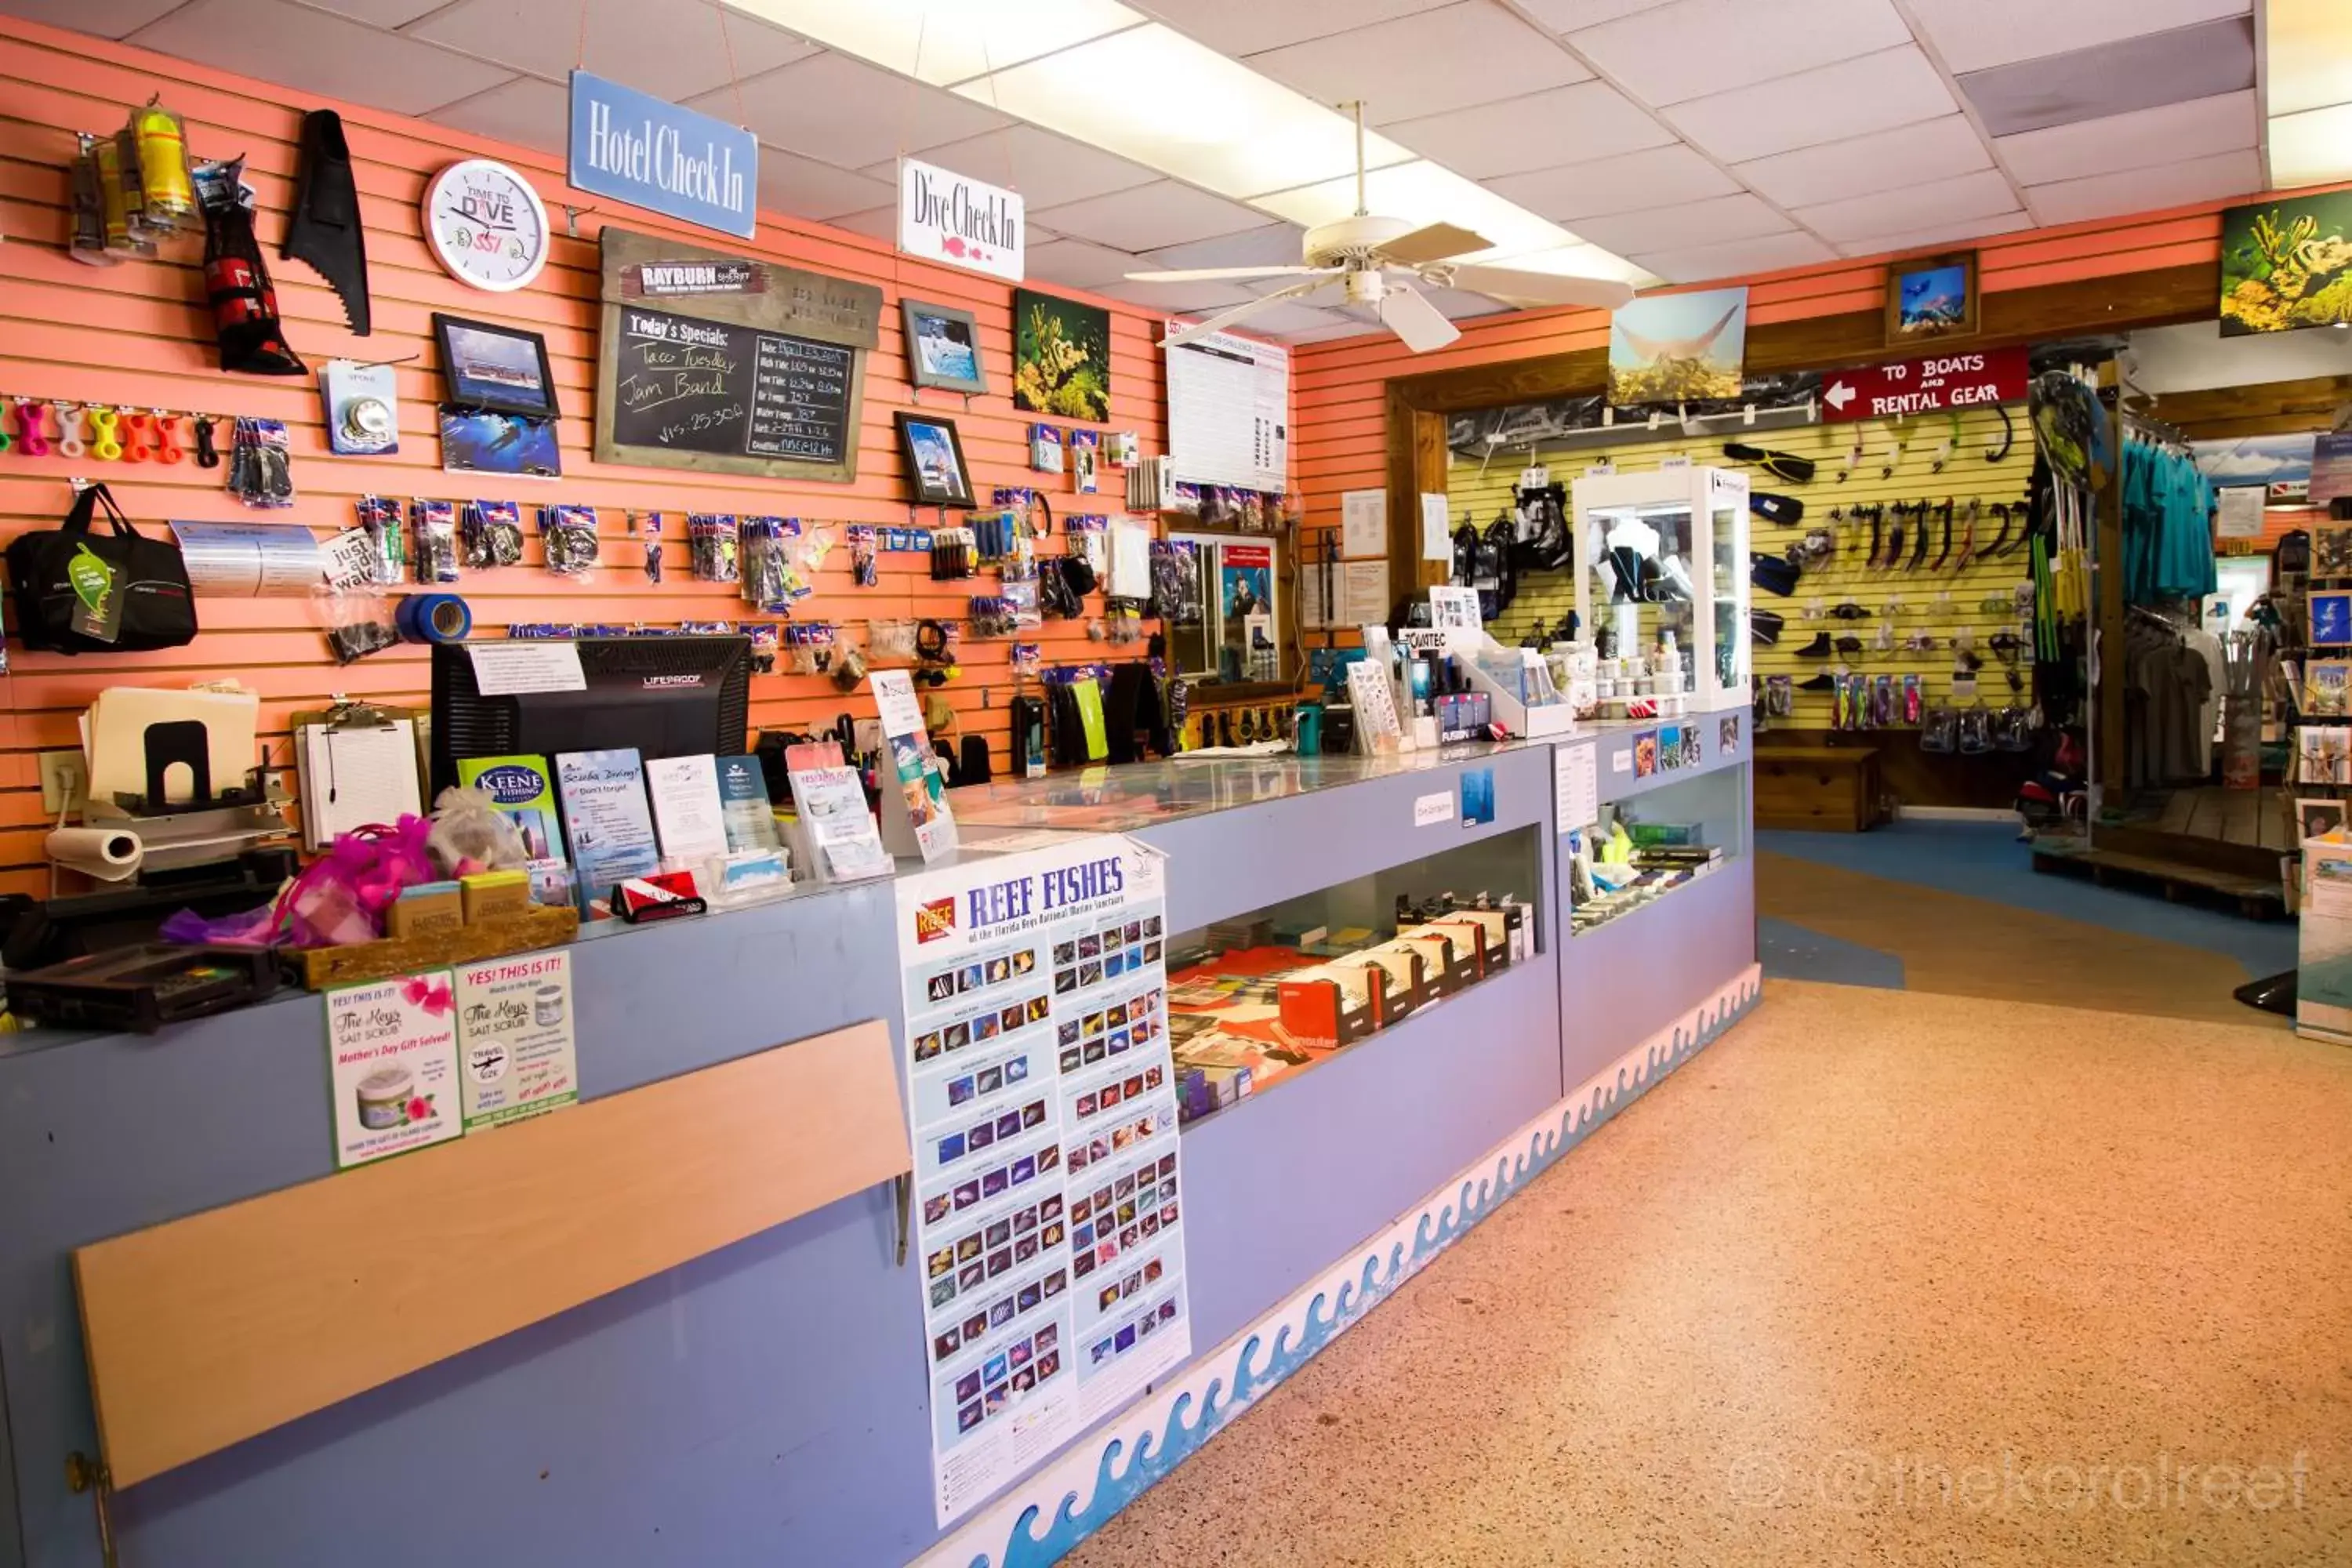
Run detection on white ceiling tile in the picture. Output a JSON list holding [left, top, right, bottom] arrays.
[[755, 148, 896, 221], [0, 0, 187, 37], [428, 76, 571, 153], [1032, 180, 1266, 252], [691, 53, 1007, 169], [1904, 0, 2248, 74], [1664, 45, 1956, 162], [1133, 0, 1454, 56], [1571, 194, 1796, 255], [1142, 223, 1310, 270], [407, 0, 815, 100], [828, 206, 898, 241], [2026, 147, 2261, 226], [877, 125, 1160, 209], [1627, 229, 1838, 284], [1023, 235, 1148, 290], [1485, 143, 1738, 221], [2270, 103, 2352, 188], [1734, 116, 1991, 209], [1832, 210, 2033, 257], [1791, 169, 2020, 244], [1097, 278, 1261, 312], [1515, 0, 1675, 31], [1382, 82, 1673, 180], [1993, 91, 2255, 186], [1244, 3, 1591, 126], [303, 0, 448, 24], [1566, 0, 1913, 107], [129, 0, 516, 114]]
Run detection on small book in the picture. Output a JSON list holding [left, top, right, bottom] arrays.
[[554, 749, 662, 917]]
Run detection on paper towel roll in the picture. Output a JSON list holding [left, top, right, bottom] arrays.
[[48, 826, 144, 882]]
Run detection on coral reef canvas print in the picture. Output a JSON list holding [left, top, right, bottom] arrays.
[[1014, 289, 1112, 422], [2220, 193, 2352, 336]]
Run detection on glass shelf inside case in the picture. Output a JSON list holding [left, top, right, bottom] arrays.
[[1164, 827, 1544, 1125], [1566, 764, 1746, 935]]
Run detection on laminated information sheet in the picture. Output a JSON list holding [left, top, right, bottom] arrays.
[[893, 836, 1189, 1526]]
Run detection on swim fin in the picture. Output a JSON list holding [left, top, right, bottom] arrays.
[[283, 109, 371, 335]]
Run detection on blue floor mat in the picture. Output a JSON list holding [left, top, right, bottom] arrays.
[[1758, 822, 2297, 980], [1759, 917, 1906, 989]]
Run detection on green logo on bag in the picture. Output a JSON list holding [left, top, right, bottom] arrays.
[[67, 543, 114, 615]]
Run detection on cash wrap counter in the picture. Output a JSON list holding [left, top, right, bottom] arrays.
[[0, 733, 1755, 1568]]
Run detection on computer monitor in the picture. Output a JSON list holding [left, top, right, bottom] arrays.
[[430, 635, 753, 796]]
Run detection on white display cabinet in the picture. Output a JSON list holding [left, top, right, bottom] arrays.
[[1573, 466, 1752, 715]]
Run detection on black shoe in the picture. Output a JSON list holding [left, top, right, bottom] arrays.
[[1798, 673, 1835, 691], [1795, 632, 1832, 657], [1834, 635, 1864, 654]]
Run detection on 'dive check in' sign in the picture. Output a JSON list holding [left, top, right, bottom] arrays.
[[1820, 345, 2027, 423]]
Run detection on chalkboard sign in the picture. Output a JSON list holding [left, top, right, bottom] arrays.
[[608, 307, 851, 466], [594, 228, 880, 483]]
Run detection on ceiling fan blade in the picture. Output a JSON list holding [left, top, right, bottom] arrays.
[[1444, 264, 1636, 310], [1378, 284, 1461, 354], [1161, 277, 1335, 347], [1376, 223, 1492, 267], [1123, 265, 1332, 282]]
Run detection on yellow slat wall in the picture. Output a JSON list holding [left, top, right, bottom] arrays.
[[1448, 404, 2041, 727]]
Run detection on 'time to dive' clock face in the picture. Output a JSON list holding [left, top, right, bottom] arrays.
[[423, 159, 550, 292]]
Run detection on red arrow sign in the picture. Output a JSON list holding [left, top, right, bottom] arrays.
[[1819, 345, 2028, 423]]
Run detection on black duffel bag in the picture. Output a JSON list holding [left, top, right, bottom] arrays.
[[6, 482, 198, 653]]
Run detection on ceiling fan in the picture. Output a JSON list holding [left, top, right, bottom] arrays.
[[1127, 101, 1639, 353]]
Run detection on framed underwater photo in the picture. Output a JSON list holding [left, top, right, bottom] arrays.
[[2220, 193, 2352, 336], [1884, 252, 1977, 345], [1013, 289, 1110, 422]]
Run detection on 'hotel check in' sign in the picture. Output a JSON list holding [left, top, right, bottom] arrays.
[[569, 70, 758, 239]]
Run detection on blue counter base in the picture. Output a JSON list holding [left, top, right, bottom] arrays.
[[923, 961, 1765, 1568]]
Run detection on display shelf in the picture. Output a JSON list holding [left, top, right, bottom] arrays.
[[1164, 825, 1544, 1127], [1568, 763, 1748, 938]]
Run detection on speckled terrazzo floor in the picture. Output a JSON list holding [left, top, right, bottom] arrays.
[[1064, 982, 2352, 1568]]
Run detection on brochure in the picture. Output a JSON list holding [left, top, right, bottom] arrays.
[[786, 756, 895, 882], [645, 753, 729, 865], [554, 748, 662, 917], [716, 753, 781, 851]]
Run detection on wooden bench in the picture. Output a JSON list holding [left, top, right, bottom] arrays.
[[1755, 744, 1882, 832]]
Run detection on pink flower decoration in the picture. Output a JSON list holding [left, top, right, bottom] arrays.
[[406, 1095, 432, 1122]]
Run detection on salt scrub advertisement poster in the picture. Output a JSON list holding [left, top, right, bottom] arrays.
[[326, 971, 462, 1168], [894, 837, 1189, 1527], [456, 951, 578, 1132]]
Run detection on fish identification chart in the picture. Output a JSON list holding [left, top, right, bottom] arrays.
[[894, 835, 1190, 1526]]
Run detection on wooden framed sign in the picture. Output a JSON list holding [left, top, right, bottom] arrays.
[[593, 227, 884, 482]]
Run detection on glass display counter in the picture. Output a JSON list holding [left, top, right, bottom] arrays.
[[1162, 826, 1544, 1123], [1567, 763, 1746, 936]]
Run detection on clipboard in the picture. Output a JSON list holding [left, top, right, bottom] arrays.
[[292, 701, 425, 850]]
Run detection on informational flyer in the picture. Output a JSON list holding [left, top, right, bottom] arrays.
[[873, 669, 960, 862], [895, 837, 1188, 1527], [455, 950, 579, 1131], [325, 970, 463, 1169]]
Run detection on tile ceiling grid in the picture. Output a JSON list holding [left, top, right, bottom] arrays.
[[3, 0, 2308, 329]]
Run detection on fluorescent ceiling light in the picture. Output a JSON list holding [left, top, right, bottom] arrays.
[[2268, 103, 2352, 187], [950, 24, 1414, 201], [724, 0, 1143, 87], [723, 1, 1648, 295], [1475, 243, 1654, 288], [2265, 0, 2352, 118]]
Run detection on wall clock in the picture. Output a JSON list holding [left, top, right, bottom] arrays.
[[422, 159, 550, 292]]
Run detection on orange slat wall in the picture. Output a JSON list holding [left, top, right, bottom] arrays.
[[1290, 199, 2281, 597], [0, 17, 1195, 899]]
